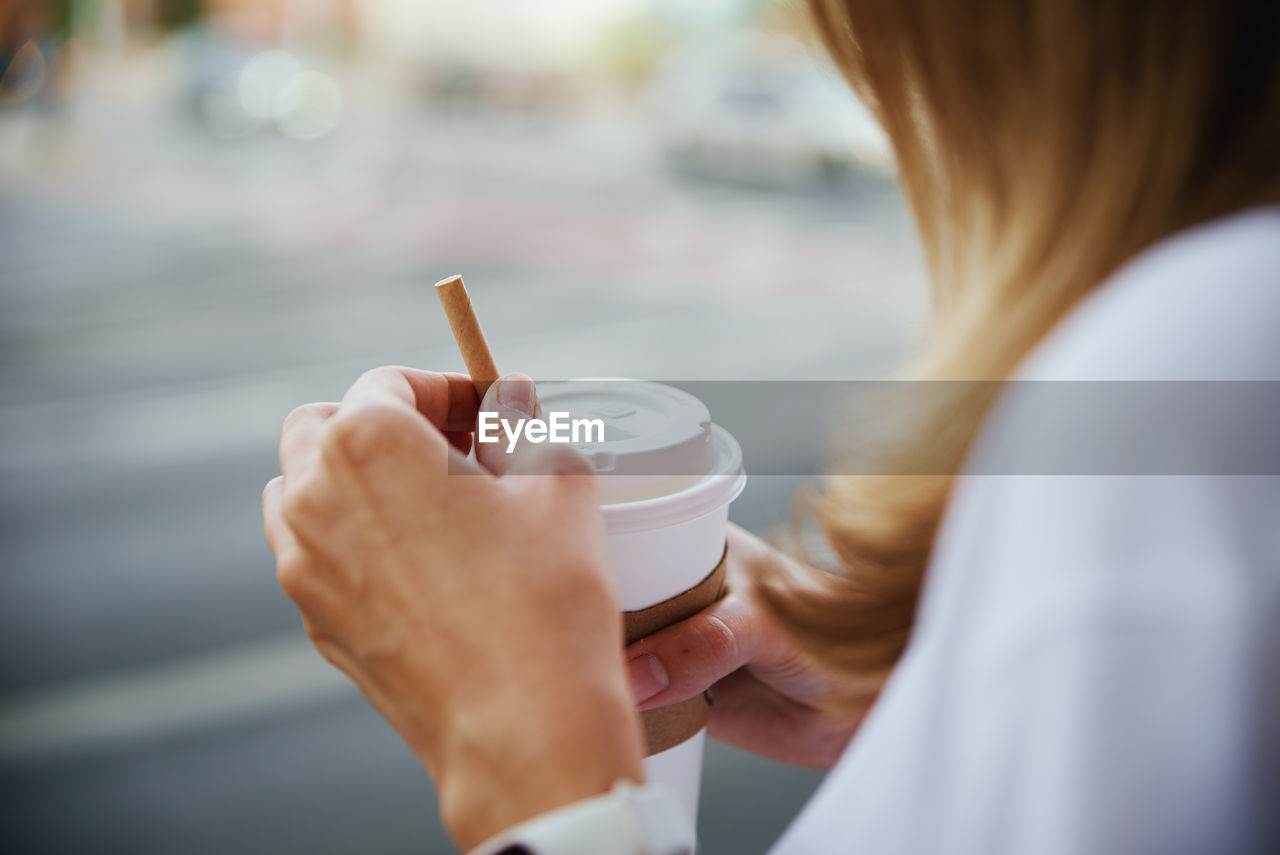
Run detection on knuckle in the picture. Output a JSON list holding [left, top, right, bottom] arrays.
[[279, 479, 325, 530], [275, 551, 316, 603], [326, 402, 409, 466], [360, 365, 398, 382], [261, 476, 281, 507], [282, 402, 325, 433], [357, 365, 404, 391], [690, 612, 740, 668]]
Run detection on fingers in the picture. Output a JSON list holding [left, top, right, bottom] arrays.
[[625, 592, 762, 709], [328, 367, 484, 473], [703, 670, 849, 769], [263, 475, 309, 570], [340, 366, 480, 433], [262, 475, 289, 555], [445, 430, 473, 457], [263, 477, 345, 618], [703, 669, 799, 748], [280, 369, 478, 478], [279, 402, 338, 478]]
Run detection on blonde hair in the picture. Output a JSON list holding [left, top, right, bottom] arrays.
[[758, 0, 1280, 703]]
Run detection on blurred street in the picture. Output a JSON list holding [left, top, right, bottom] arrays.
[[0, 8, 926, 852]]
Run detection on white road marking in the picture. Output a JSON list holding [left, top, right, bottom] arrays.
[[0, 634, 350, 765]]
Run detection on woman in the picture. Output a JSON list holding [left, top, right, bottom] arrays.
[[261, 1, 1280, 853]]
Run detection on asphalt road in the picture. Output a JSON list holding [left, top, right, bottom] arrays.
[[0, 96, 925, 853]]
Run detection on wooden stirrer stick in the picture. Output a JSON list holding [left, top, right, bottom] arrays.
[[434, 275, 500, 398]]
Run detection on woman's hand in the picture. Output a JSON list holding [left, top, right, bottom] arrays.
[[625, 525, 874, 769], [261, 367, 644, 851]]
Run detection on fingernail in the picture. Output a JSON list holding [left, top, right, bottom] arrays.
[[627, 654, 668, 704], [496, 378, 537, 416]]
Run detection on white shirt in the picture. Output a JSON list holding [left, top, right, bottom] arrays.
[[771, 208, 1280, 855]]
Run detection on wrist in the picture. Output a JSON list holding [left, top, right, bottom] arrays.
[[436, 675, 646, 850], [467, 779, 696, 855]]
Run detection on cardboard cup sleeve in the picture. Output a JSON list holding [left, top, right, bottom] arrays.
[[623, 544, 729, 756]]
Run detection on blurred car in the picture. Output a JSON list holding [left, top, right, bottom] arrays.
[[648, 35, 892, 187]]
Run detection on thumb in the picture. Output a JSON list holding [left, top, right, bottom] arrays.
[[475, 373, 539, 474], [476, 374, 594, 479], [624, 592, 761, 710]]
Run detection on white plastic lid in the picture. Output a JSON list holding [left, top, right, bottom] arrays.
[[535, 380, 746, 526]]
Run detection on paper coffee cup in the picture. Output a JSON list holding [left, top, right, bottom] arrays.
[[535, 380, 746, 825]]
